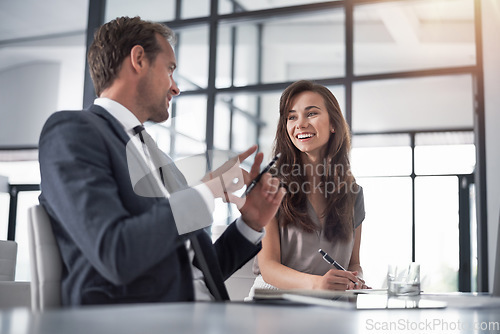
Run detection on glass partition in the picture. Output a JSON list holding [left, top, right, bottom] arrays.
[[354, 0, 475, 75], [415, 131, 475, 175], [181, 0, 210, 19], [352, 74, 474, 133], [217, 9, 345, 87], [415, 176, 460, 292], [352, 134, 412, 177], [176, 26, 210, 90], [358, 177, 413, 288], [214, 91, 281, 160]]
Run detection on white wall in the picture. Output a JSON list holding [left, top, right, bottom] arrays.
[[482, 0, 500, 292], [0, 63, 60, 148], [0, 31, 87, 149]]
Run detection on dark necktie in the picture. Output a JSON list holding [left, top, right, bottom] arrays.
[[189, 234, 226, 301], [133, 125, 166, 186], [132, 125, 226, 301]]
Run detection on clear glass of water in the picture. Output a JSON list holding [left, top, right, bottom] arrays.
[[387, 263, 421, 296]]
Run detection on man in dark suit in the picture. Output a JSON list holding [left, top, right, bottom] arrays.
[[38, 16, 285, 306]]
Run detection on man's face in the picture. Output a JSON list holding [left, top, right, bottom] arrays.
[[137, 34, 180, 123]]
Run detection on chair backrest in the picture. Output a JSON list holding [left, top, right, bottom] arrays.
[[0, 240, 17, 281], [27, 205, 63, 311]]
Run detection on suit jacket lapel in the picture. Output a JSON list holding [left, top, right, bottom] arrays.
[[85, 105, 165, 198], [87, 105, 187, 190], [87, 105, 131, 146]]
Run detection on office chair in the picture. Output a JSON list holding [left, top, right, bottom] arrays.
[[0, 240, 17, 281], [27, 205, 63, 311]]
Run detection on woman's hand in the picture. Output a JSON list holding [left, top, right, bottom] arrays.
[[313, 269, 367, 291], [352, 274, 371, 289]]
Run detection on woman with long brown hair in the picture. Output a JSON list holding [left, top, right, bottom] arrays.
[[249, 80, 368, 294]]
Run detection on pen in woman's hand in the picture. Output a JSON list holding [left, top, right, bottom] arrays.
[[318, 249, 359, 287], [318, 249, 347, 271]]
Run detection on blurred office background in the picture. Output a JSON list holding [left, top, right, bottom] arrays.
[[0, 0, 499, 295]]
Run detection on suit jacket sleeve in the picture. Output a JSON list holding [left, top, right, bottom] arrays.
[[212, 222, 262, 280]]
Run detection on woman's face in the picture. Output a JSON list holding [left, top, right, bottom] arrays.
[[286, 91, 334, 160]]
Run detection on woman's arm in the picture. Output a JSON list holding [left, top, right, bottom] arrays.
[[258, 217, 315, 289], [258, 218, 359, 290], [348, 224, 370, 288], [348, 224, 363, 276]]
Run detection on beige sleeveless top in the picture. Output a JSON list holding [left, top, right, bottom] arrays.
[[254, 187, 365, 275]]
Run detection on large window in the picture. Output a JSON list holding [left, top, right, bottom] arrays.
[[352, 131, 476, 292], [216, 10, 345, 87], [351, 74, 474, 133], [353, 0, 476, 75]]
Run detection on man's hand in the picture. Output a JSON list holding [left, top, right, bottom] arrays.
[[202, 146, 285, 231], [202, 145, 257, 200]]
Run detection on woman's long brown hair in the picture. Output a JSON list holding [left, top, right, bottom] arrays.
[[272, 80, 358, 242]]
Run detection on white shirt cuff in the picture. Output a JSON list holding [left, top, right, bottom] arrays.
[[235, 217, 265, 245], [192, 183, 215, 213]]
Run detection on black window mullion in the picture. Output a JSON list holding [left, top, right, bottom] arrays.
[[458, 174, 473, 292], [205, 0, 219, 158], [255, 23, 263, 150], [175, 0, 182, 19], [83, 0, 106, 108], [228, 25, 237, 150], [410, 132, 416, 263], [345, 0, 354, 128]]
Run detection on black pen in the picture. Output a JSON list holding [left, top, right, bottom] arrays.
[[318, 249, 358, 286], [318, 248, 366, 285], [242, 153, 281, 197], [318, 249, 347, 271]]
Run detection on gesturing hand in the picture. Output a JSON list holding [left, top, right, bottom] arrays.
[[238, 151, 286, 232], [202, 145, 258, 201], [202, 146, 285, 232]]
